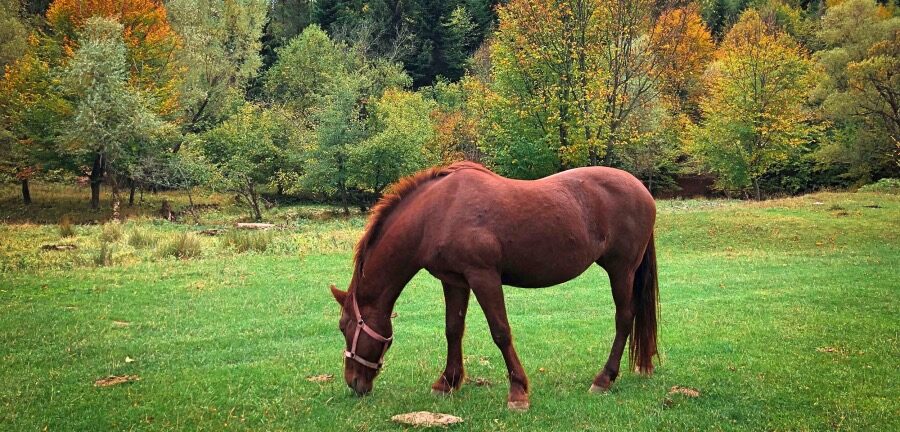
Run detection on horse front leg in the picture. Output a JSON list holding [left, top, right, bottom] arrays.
[[467, 270, 530, 411], [432, 281, 470, 394]]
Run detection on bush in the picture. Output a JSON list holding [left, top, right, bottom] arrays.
[[157, 232, 203, 259], [127, 228, 157, 248], [858, 178, 900, 194], [222, 229, 273, 253], [59, 216, 75, 238], [101, 222, 124, 242]]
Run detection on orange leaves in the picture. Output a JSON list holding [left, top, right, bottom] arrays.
[[46, 0, 180, 114], [650, 5, 715, 109]]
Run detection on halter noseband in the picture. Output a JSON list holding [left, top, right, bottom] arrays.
[[344, 294, 393, 370]]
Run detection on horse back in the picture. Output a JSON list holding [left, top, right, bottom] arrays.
[[417, 166, 655, 288]]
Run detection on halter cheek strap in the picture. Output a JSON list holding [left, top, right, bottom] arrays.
[[344, 295, 393, 370]]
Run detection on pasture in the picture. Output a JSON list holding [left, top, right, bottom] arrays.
[[0, 184, 898, 431]]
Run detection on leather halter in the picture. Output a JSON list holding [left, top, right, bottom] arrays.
[[344, 294, 393, 370]]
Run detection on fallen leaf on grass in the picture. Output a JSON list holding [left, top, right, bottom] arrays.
[[111, 321, 130, 328], [668, 386, 700, 398], [94, 375, 140, 387], [467, 377, 491, 387], [816, 346, 841, 354], [125, 356, 135, 363], [391, 412, 463, 427], [306, 374, 333, 383]]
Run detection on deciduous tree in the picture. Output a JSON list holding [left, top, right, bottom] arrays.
[[59, 17, 172, 214], [813, 0, 899, 182], [692, 9, 818, 199]]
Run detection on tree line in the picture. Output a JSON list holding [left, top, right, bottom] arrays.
[[0, 0, 898, 219]]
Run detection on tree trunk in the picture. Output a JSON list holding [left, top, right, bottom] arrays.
[[21, 178, 31, 205], [753, 178, 762, 201], [187, 189, 199, 224], [603, 134, 616, 166], [128, 181, 136, 206], [588, 147, 600, 166], [89, 153, 104, 210], [111, 175, 121, 221], [339, 183, 350, 216], [247, 181, 262, 221]]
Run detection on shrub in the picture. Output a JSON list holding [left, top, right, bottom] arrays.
[[59, 216, 75, 238], [156, 232, 203, 259], [127, 228, 157, 248], [858, 178, 900, 194], [222, 229, 273, 253], [101, 222, 124, 242]]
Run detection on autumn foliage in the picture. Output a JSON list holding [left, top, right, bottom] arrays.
[[46, 0, 180, 114]]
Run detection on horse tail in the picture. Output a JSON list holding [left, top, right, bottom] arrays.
[[629, 233, 659, 375]]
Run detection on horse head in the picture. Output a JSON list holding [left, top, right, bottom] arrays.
[[330, 284, 393, 396]]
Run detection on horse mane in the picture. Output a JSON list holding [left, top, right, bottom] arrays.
[[352, 161, 490, 284]]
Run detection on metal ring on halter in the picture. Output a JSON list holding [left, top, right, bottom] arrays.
[[344, 293, 393, 370]]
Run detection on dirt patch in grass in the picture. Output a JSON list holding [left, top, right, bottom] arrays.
[[94, 375, 140, 387], [391, 412, 463, 427]]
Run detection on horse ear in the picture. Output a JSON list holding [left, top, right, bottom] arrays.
[[330, 284, 348, 306]]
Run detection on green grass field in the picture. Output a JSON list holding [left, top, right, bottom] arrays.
[[1, 184, 898, 431]]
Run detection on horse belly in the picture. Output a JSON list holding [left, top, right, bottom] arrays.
[[498, 228, 599, 288]]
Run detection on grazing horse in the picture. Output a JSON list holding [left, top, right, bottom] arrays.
[[329, 162, 658, 410]]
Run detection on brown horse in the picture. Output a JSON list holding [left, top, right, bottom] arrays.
[[329, 161, 658, 410]]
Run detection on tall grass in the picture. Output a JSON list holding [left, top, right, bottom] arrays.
[[127, 227, 157, 248], [101, 222, 123, 242], [156, 232, 203, 259], [58, 216, 75, 238], [221, 229, 274, 253], [94, 241, 112, 266]]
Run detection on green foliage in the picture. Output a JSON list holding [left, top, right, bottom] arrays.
[[156, 232, 203, 259], [59, 17, 174, 201], [167, 0, 268, 135], [812, 0, 900, 183], [312, 1, 499, 87], [349, 89, 439, 194], [692, 10, 819, 198], [201, 103, 299, 221], [263, 24, 347, 116], [858, 178, 900, 194], [0, 0, 29, 69], [221, 229, 273, 253]]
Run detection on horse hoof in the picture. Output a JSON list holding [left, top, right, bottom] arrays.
[[589, 383, 609, 393], [507, 400, 530, 411]]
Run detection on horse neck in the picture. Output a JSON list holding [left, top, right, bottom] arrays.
[[351, 214, 422, 325]]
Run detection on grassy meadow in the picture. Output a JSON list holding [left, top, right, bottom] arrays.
[[0, 183, 898, 431]]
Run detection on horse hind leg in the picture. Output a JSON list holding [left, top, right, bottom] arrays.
[[467, 269, 530, 410], [431, 281, 470, 394], [590, 267, 635, 392]]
